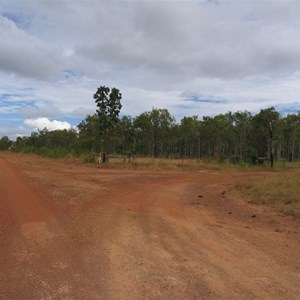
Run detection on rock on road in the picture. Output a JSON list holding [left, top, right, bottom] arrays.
[[0, 152, 299, 299]]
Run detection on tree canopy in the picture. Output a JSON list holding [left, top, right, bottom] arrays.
[[3, 100, 300, 165], [93, 85, 122, 154]]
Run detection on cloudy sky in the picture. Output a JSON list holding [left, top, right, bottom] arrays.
[[1, 0, 300, 139]]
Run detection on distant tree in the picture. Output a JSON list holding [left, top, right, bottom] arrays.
[[282, 113, 300, 161], [134, 108, 175, 158], [0, 136, 12, 150], [179, 116, 201, 158], [133, 111, 153, 156], [232, 111, 254, 162], [93, 86, 122, 160], [115, 115, 136, 155], [77, 114, 101, 152], [200, 114, 234, 161], [252, 107, 280, 167]]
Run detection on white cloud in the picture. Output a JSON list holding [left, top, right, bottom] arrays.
[[24, 118, 72, 131]]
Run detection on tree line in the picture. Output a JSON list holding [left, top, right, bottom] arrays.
[[1, 86, 299, 164]]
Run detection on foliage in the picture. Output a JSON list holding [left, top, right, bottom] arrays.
[[11, 128, 79, 158], [134, 108, 176, 157], [77, 114, 101, 153], [0, 136, 13, 150], [93, 85, 122, 152], [7, 106, 300, 164]]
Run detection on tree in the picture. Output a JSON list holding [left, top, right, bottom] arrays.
[[116, 115, 136, 155], [252, 107, 280, 167], [200, 114, 235, 161], [134, 111, 153, 157], [0, 136, 12, 150], [232, 111, 253, 162], [93, 86, 122, 160], [77, 114, 101, 152], [179, 116, 201, 158], [282, 113, 300, 161], [134, 108, 175, 158]]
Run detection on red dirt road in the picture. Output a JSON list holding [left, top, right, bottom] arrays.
[[0, 152, 299, 299]]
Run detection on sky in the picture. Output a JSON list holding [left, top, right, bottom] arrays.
[[0, 0, 300, 140]]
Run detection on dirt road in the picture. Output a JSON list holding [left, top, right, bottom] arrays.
[[0, 152, 299, 299]]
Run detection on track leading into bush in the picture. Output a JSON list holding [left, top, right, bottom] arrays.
[[0, 152, 299, 299]]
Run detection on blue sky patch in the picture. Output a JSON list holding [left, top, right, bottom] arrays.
[[63, 116, 85, 127], [187, 96, 226, 104], [2, 11, 32, 29], [0, 97, 36, 109], [275, 103, 300, 115]]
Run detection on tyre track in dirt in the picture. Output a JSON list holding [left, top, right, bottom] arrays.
[[72, 172, 300, 299], [0, 154, 106, 299], [0, 152, 300, 299]]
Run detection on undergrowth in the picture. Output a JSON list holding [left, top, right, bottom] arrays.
[[98, 156, 279, 172], [101, 157, 228, 171]]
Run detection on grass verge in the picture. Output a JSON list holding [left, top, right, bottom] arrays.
[[235, 170, 300, 219], [98, 156, 265, 172]]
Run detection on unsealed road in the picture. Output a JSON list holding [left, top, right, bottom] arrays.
[[0, 152, 299, 299]]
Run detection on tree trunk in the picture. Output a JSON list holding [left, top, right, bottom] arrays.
[[269, 122, 274, 168]]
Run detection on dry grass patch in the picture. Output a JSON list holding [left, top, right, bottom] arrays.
[[235, 170, 300, 219], [99, 157, 249, 172], [100, 156, 286, 172]]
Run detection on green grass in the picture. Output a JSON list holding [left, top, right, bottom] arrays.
[[235, 170, 300, 219]]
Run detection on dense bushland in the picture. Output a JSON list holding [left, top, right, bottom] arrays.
[[2, 107, 300, 164]]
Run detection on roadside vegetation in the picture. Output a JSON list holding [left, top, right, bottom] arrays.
[[1, 108, 300, 166], [96, 156, 279, 172], [1, 85, 300, 167], [235, 168, 300, 219]]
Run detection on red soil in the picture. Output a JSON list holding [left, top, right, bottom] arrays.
[[0, 152, 299, 299]]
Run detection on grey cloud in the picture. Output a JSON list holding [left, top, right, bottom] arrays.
[[72, 107, 95, 118], [19, 105, 61, 118], [3, 0, 300, 82], [0, 16, 62, 80], [73, 1, 300, 82]]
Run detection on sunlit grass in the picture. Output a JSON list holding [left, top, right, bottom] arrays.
[[235, 170, 300, 219]]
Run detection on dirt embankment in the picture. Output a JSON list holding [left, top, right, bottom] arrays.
[[0, 152, 299, 299]]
